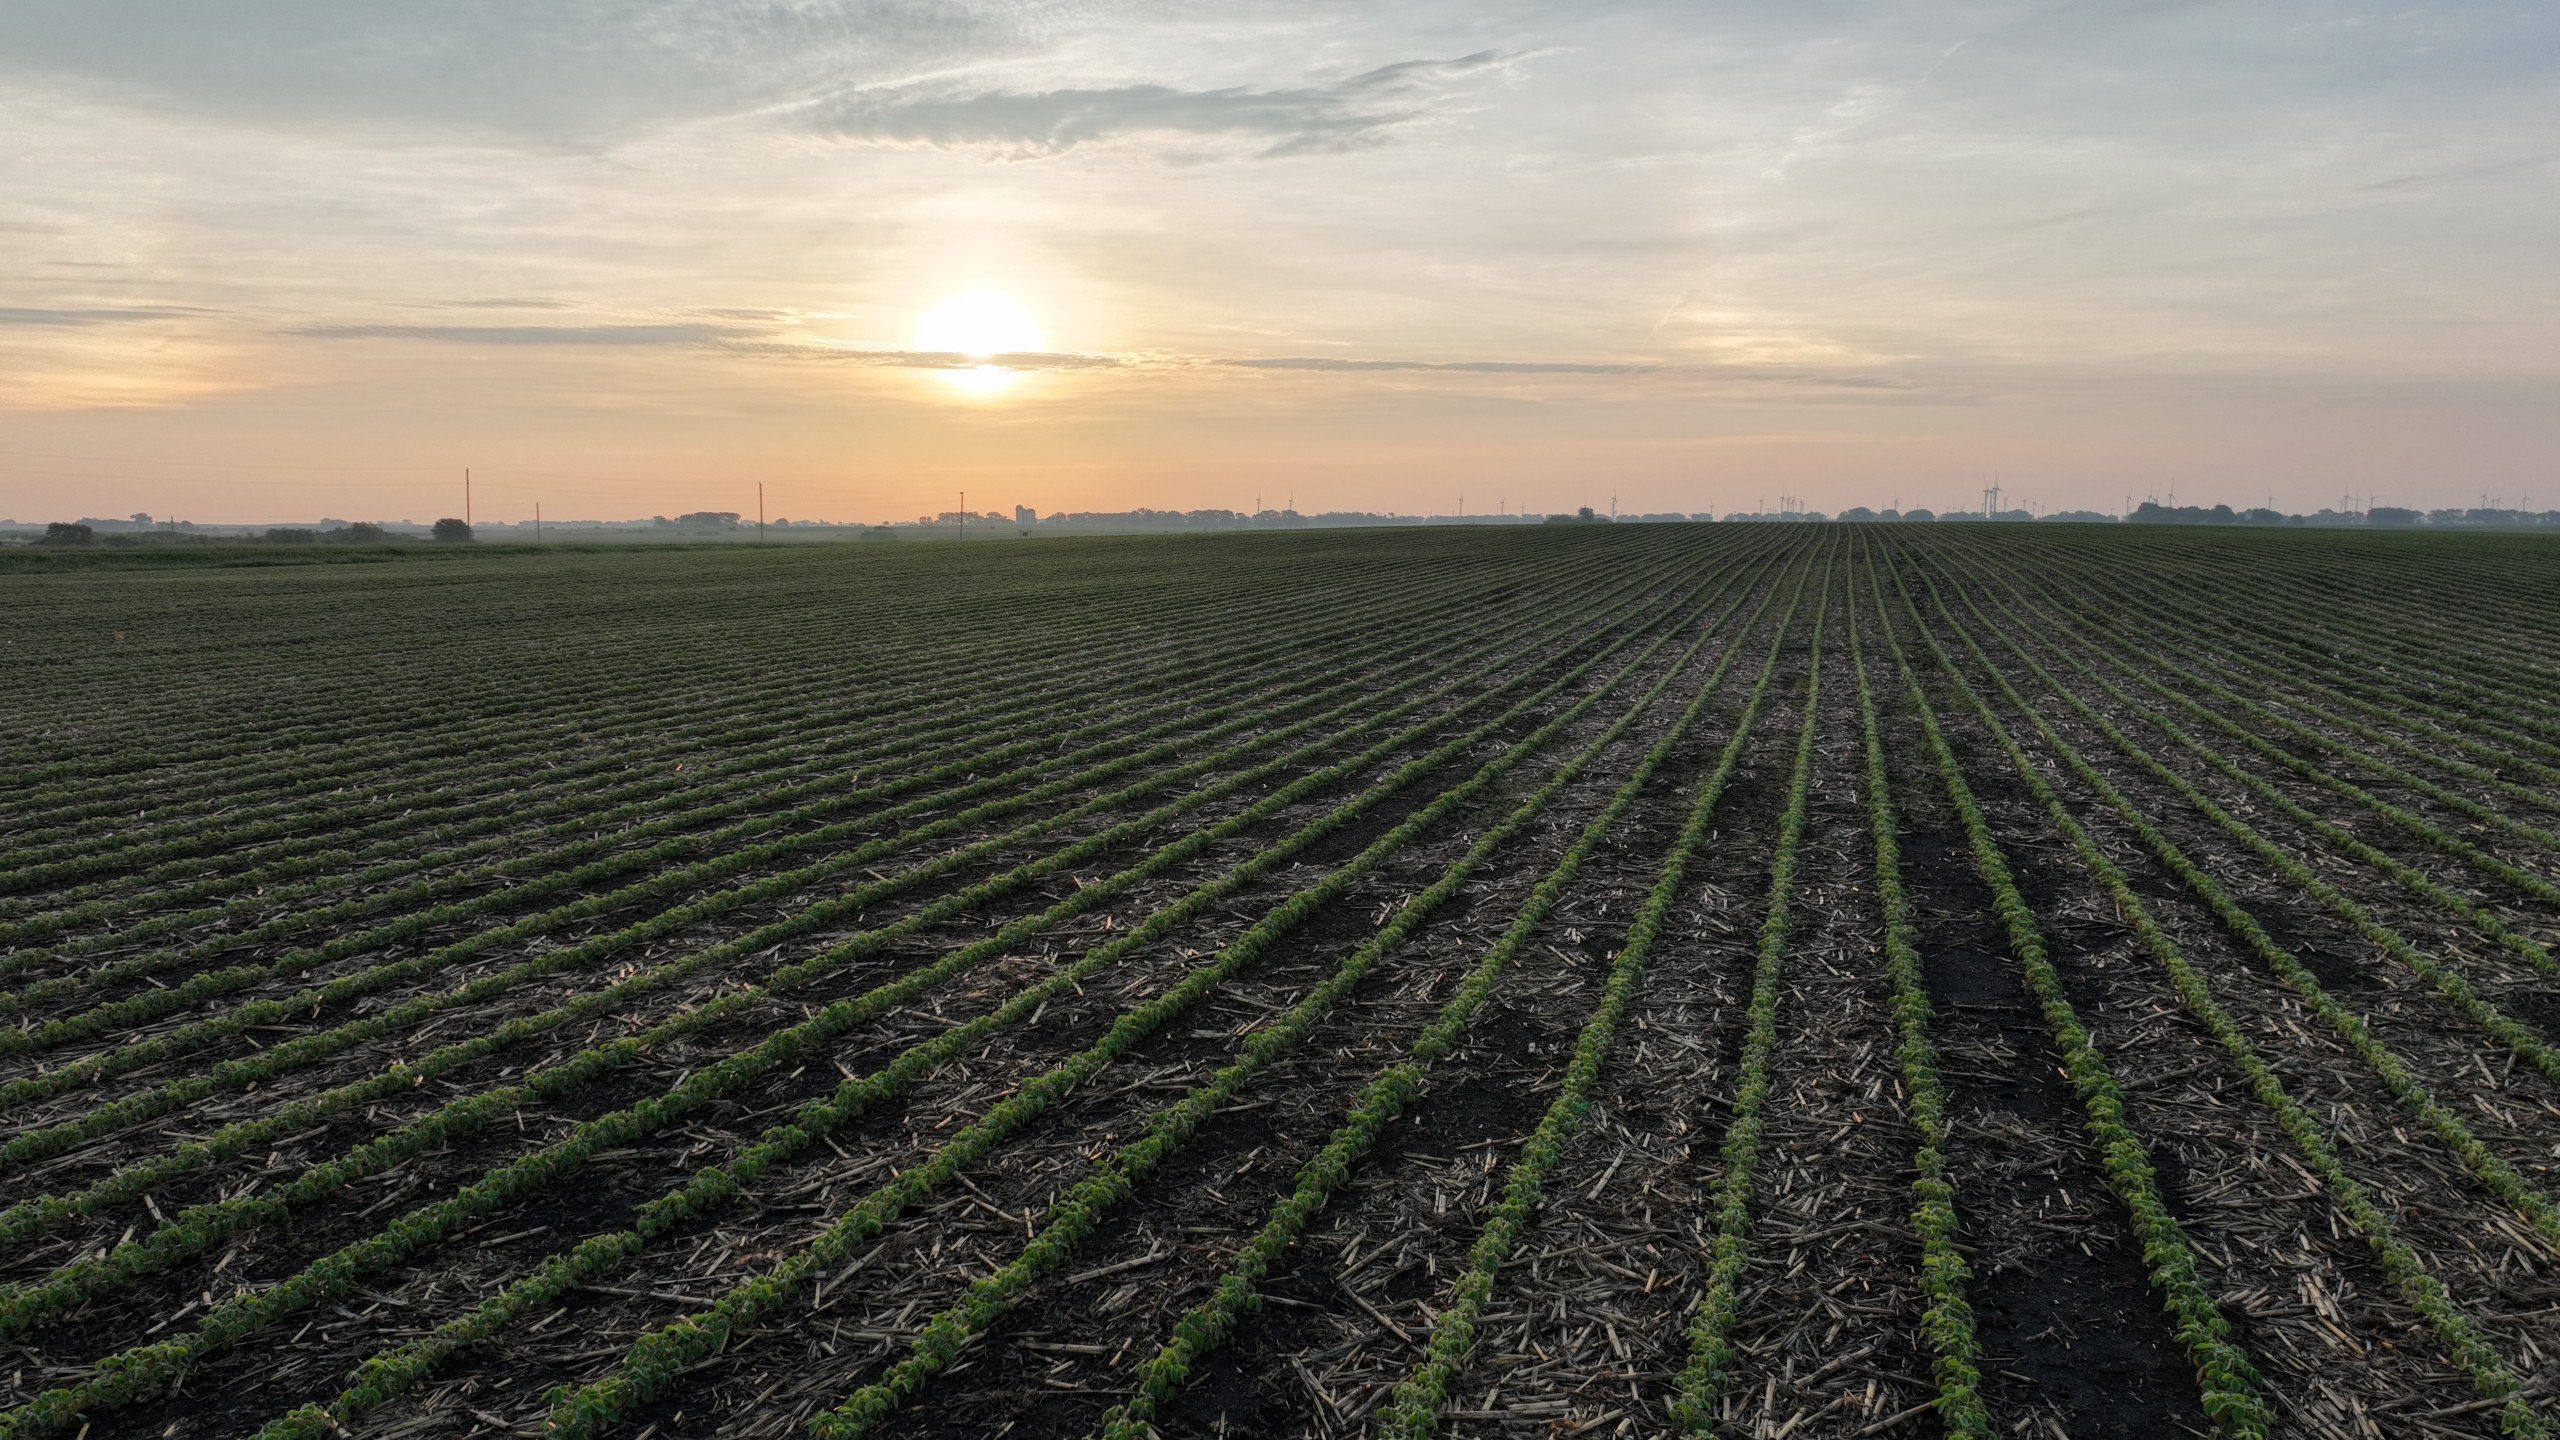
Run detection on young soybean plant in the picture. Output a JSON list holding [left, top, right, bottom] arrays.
[[1867, 556, 2273, 1440], [1666, 568, 1829, 1430], [1887, 560, 2553, 1440], [806, 560, 1786, 1440], [1381, 556, 1831, 1439], [1844, 549, 1992, 1439], [1088, 562, 1806, 1440]]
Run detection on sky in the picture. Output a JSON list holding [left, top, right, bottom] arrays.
[[2, 1, 2555, 525]]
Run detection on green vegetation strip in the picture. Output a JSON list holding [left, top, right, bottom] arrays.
[[0, 678, 1351, 1147], [1373, 559, 1816, 1440], [0, 550, 1733, 1440], [1882, 548, 2549, 1438], [0, 549, 1725, 1308], [536, 561, 1731, 1440], [1917, 564, 2560, 1249], [1663, 569, 1828, 1428], [2078, 605, 2560, 879], [1867, 558, 2273, 1439], [1975, 564, 2560, 985], [0, 550, 1627, 1126], [0, 549, 1501, 963], [1936, 555, 2560, 1073], [2032, 545, 2560, 790], [1085, 561, 1797, 1440], [0, 545, 1342, 848], [1662, 565, 1827, 1428], [0, 613, 1447, 1068], [1840, 552, 1992, 1438], [219, 588, 1739, 1440], [805, 555, 1776, 1440]]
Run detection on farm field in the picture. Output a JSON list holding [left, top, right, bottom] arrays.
[[1, 523, 2556, 1440]]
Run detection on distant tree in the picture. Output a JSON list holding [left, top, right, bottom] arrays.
[[130, 512, 151, 525], [432, 518, 474, 543], [328, 522, 387, 543], [1838, 507, 1879, 523], [2368, 506, 2422, 526], [1544, 506, 1606, 524], [38, 522, 93, 546], [263, 527, 320, 544], [1903, 508, 1936, 522]]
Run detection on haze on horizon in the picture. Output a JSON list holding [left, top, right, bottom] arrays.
[[2, 2, 2554, 527]]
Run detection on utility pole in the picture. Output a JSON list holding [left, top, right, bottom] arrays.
[[958, 490, 965, 541], [758, 483, 766, 545], [465, 468, 472, 528], [535, 501, 542, 545]]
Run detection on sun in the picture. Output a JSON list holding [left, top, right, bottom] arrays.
[[915, 291, 1042, 396]]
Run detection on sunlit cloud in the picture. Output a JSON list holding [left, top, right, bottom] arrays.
[[0, 305, 212, 327], [276, 319, 1925, 393], [285, 322, 760, 346]]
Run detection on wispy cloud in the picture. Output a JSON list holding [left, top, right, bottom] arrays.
[[0, 1, 1049, 145], [287, 321, 757, 345], [732, 341, 1130, 370], [805, 52, 1526, 159], [400, 296, 579, 311], [1224, 356, 1657, 374], [283, 318, 1916, 389], [0, 305, 205, 326], [1224, 357, 1915, 388]]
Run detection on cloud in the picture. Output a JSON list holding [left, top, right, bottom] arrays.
[[729, 341, 1131, 370], [806, 51, 1525, 159], [0, 1, 1046, 145], [288, 321, 757, 345], [1225, 356, 1657, 374], [401, 296, 579, 311], [0, 305, 205, 326], [1223, 357, 1915, 388], [282, 319, 1917, 390]]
